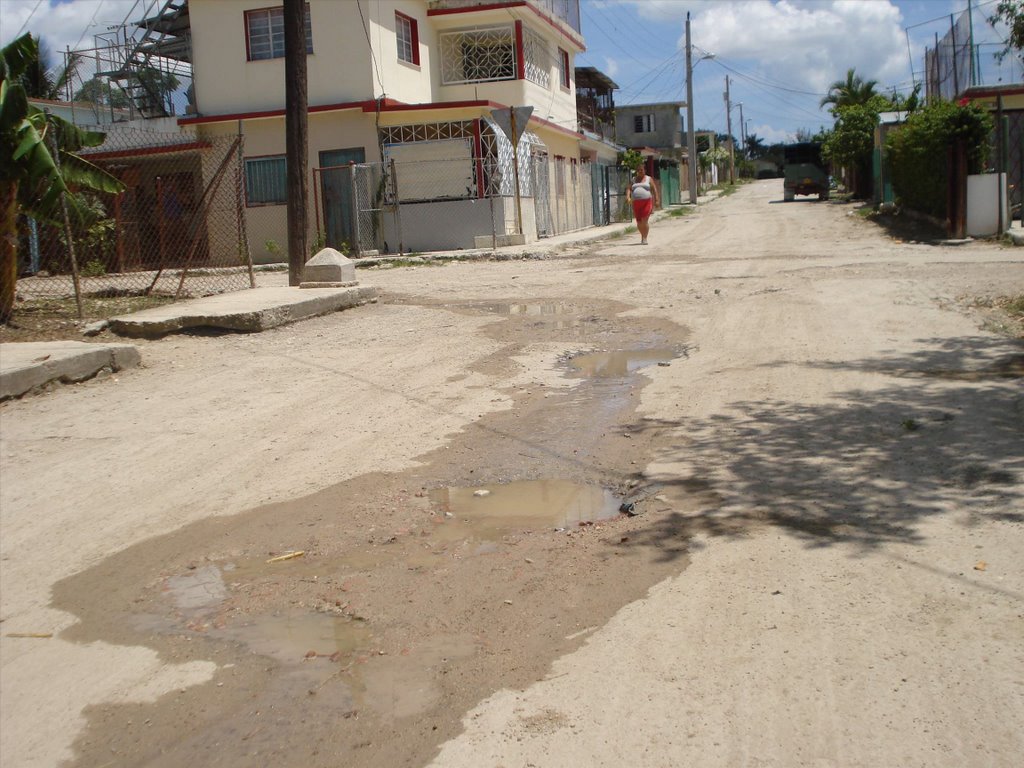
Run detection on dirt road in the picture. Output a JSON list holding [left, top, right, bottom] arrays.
[[2, 180, 1022, 767]]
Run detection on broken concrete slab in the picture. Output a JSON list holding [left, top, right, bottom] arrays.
[[108, 285, 377, 338], [0, 341, 141, 400]]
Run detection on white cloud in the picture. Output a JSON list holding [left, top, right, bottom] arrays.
[[1, 0, 139, 55], [626, 0, 910, 94], [747, 122, 793, 144], [604, 56, 620, 78]]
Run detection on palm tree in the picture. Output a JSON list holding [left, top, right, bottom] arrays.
[[17, 34, 81, 101], [820, 68, 879, 110], [745, 133, 766, 159], [1, 33, 124, 323]]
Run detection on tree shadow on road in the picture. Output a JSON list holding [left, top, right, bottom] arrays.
[[856, 205, 951, 244], [624, 334, 1024, 560]]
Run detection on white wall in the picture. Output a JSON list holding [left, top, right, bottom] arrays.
[[384, 198, 501, 251], [370, 0, 435, 104], [189, 0, 376, 115]]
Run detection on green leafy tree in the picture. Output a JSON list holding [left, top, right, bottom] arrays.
[[889, 83, 922, 114], [821, 104, 879, 197], [1, 33, 125, 323], [794, 126, 831, 143], [745, 133, 766, 159], [75, 77, 129, 109], [886, 100, 992, 218], [700, 145, 729, 175], [16, 35, 81, 100], [618, 148, 644, 171], [820, 68, 880, 111], [989, 1, 1024, 62], [128, 66, 180, 115]]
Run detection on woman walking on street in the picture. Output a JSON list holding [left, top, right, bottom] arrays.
[[628, 165, 659, 245]]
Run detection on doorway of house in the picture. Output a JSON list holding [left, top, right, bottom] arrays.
[[318, 147, 366, 252]]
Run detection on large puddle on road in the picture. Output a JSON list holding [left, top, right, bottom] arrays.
[[219, 612, 372, 664], [566, 346, 676, 378], [429, 478, 622, 533], [57, 297, 697, 767]]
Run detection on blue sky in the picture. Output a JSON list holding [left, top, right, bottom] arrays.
[[2, 0, 1020, 143], [579, 0, 1021, 143]]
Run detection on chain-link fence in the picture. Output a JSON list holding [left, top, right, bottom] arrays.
[[311, 153, 635, 253], [13, 129, 254, 322], [313, 162, 399, 256], [992, 110, 1024, 217]]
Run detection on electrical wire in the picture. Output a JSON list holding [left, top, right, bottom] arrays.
[[72, 0, 107, 51], [357, 0, 385, 96], [14, 0, 45, 38]]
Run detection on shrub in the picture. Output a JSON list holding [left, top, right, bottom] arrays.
[[885, 100, 992, 218], [822, 104, 879, 198]]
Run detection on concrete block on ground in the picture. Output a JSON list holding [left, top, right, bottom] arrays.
[[0, 341, 141, 399], [108, 285, 377, 338], [301, 248, 356, 287]]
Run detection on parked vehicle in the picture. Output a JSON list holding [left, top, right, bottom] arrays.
[[783, 142, 829, 201]]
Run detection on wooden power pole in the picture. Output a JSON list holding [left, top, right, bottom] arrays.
[[284, 0, 308, 285]]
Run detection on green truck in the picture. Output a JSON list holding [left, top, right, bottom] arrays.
[[783, 142, 829, 202]]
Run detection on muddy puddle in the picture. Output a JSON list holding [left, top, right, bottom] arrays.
[[566, 346, 676, 378], [53, 297, 703, 768], [430, 479, 622, 530]]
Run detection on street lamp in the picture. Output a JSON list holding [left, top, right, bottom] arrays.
[[685, 14, 714, 204]]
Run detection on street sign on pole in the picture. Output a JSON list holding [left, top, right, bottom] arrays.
[[490, 106, 533, 145], [490, 107, 533, 236]]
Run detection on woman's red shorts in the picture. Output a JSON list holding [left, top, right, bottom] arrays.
[[632, 198, 653, 220]]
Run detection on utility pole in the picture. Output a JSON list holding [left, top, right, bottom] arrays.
[[738, 102, 745, 157], [284, 0, 308, 285], [685, 12, 698, 204], [724, 75, 735, 184]]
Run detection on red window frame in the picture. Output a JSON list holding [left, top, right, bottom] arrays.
[[244, 3, 312, 62], [395, 11, 420, 66], [558, 47, 570, 89]]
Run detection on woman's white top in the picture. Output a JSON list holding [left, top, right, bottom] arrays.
[[631, 176, 653, 200]]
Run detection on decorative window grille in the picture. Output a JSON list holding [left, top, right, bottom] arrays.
[[245, 4, 313, 61], [440, 26, 516, 84], [380, 121, 476, 145], [245, 156, 287, 205], [634, 113, 655, 133], [395, 12, 419, 65], [522, 27, 550, 87]]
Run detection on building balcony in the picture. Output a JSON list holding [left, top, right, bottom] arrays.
[[428, 0, 581, 37]]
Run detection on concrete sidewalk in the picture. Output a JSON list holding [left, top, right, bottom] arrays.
[[0, 198, 708, 399], [0, 341, 141, 400], [0, 284, 378, 399]]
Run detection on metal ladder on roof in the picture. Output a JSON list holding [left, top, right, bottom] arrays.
[[103, 0, 192, 119]]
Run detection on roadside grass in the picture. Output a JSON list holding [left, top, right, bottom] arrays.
[[374, 256, 445, 268], [666, 207, 694, 217], [710, 183, 740, 197], [0, 293, 177, 343], [970, 293, 1024, 337], [1003, 294, 1024, 316]]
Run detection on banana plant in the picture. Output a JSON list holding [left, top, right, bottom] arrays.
[[1, 33, 124, 323]]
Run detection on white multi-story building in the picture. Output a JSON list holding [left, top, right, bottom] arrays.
[[171, 0, 587, 257]]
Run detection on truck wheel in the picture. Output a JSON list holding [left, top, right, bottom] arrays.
[[819, 190, 829, 201], [784, 190, 794, 202]]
